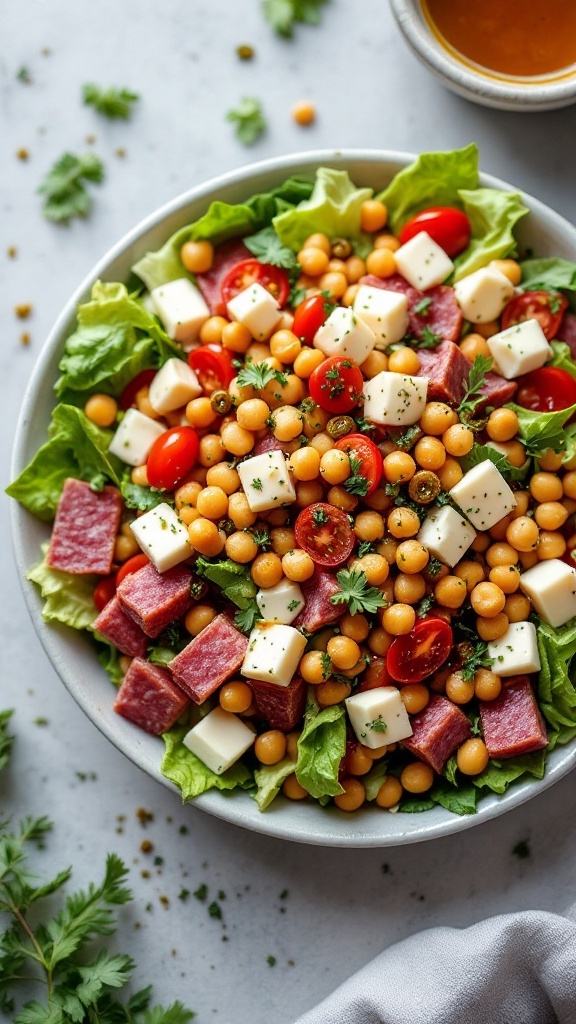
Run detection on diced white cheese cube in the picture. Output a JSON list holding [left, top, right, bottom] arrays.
[[363, 370, 429, 426], [256, 578, 304, 625], [226, 282, 281, 341], [449, 461, 516, 530], [417, 505, 477, 567], [241, 622, 307, 687], [353, 284, 409, 349], [130, 502, 192, 572], [183, 706, 255, 775], [488, 621, 541, 677], [148, 357, 202, 414], [345, 686, 413, 749], [394, 231, 454, 291], [151, 278, 210, 350], [313, 305, 376, 365], [108, 407, 166, 467], [453, 266, 515, 323], [519, 558, 576, 628], [237, 449, 296, 513], [486, 318, 552, 380]]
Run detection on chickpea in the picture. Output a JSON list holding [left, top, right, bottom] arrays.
[[488, 514, 512, 542], [395, 539, 429, 573], [442, 424, 474, 457], [534, 502, 569, 531], [229, 376, 255, 405], [131, 464, 149, 487], [340, 612, 370, 642], [225, 530, 259, 563], [196, 486, 228, 520], [383, 450, 416, 484], [334, 778, 366, 812], [365, 488, 393, 513], [297, 246, 329, 277], [474, 320, 500, 339], [317, 679, 352, 706], [486, 407, 519, 442], [419, 401, 458, 436], [282, 548, 315, 582], [434, 575, 467, 609], [496, 440, 527, 468], [348, 745, 374, 776], [318, 270, 348, 299], [271, 405, 303, 443], [367, 626, 393, 656], [360, 198, 388, 233], [317, 448, 348, 486], [299, 650, 329, 685], [235, 398, 269, 432], [135, 387, 160, 419], [537, 531, 566, 560], [563, 471, 576, 500], [288, 446, 320, 482], [327, 635, 360, 670], [400, 683, 429, 714], [185, 396, 216, 429], [228, 492, 257, 530], [413, 435, 446, 471], [394, 572, 426, 604], [530, 471, 563, 503], [200, 315, 228, 345], [353, 553, 390, 586], [326, 485, 357, 512], [84, 393, 118, 428], [365, 247, 396, 278], [282, 774, 308, 800], [506, 516, 540, 552], [504, 593, 531, 622], [374, 232, 400, 251], [476, 612, 509, 641], [114, 533, 140, 561], [387, 507, 421, 539], [519, 550, 539, 570], [381, 603, 416, 635], [509, 490, 530, 519], [255, 730, 287, 765], [459, 333, 492, 361], [488, 564, 520, 594], [251, 551, 283, 588], [454, 559, 485, 591], [471, 532, 491, 553], [354, 511, 385, 543], [221, 420, 255, 456], [457, 738, 489, 776], [486, 542, 518, 567], [187, 517, 224, 556], [297, 481, 325, 508], [304, 232, 331, 255], [437, 457, 463, 491], [293, 347, 325, 378], [180, 239, 214, 273], [199, 433, 226, 467], [474, 668, 502, 701], [376, 776, 403, 808], [538, 449, 565, 472], [184, 604, 217, 636], [401, 762, 434, 793], [219, 680, 253, 714], [387, 347, 421, 375], [359, 351, 388, 380], [445, 671, 475, 705], [221, 320, 252, 354], [377, 536, 399, 563], [470, 581, 506, 617]]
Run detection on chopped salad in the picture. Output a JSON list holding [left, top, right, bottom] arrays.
[[9, 143, 576, 818]]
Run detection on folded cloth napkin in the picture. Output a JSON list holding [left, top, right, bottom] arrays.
[[294, 911, 576, 1024]]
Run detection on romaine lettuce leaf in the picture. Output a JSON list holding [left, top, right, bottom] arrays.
[[376, 143, 479, 233], [472, 751, 546, 795], [363, 759, 388, 801], [452, 188, 528, 281], [536, 617, 576, 731], [27, 550, 98, 630], [253, 756, 297, 810], [161, 724, 253, 798], [273, 168, 372, 253], [97, 640, 125, 686], [295, 692, 346, 800], [519, 257, 576, 311], [549, 341, 576, 379]]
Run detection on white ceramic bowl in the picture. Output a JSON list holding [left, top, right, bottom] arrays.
[[10, 149, 576, 847], [390, 0, 576, 112]]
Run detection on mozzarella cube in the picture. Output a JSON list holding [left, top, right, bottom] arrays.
[[151, 278, 210, 349], [453, 266, 515, 323], [449, 461, 516, 530], [130, 502, 192, 572], [183, 706, 255, 775], [519, 558, 576, 628], [226, 282, 281, 341], [394, 231, 454, 290], [108, 408, 166, 467], [345, 687, 413, 750], [313, 306, 376, 364], [353, 284, 409, 348], [148, 358, 202, 414], [488, 621, 541, 677], [241, 622, 307, 687], [256, 578, 304, 625], [237, 449, 296, 512], [363, 370, 429, 426], [487, 318, 552, 380], [417, 505, 477, 567]]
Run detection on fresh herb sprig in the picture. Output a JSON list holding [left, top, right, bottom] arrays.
[[226, 97, 266, 145], [236, 359, 284, 390], [262, 0, 329, 37], [82, 83, 139, 119], [456, 355, 493, 423], [38, 152, 104, 223], [344, 456, 369, 497], [330, 568, 387, 617]]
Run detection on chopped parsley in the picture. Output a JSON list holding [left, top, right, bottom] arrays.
[[345, 455, 369, 497], [287, 599, 301, 611], [419, 325, 443, 349], [413, 296, 432, 316], [249, 526, 271, 549], [82, 83, 140, 119], [38, 151, 104, 223], [251, 477, 263, 491], [457, 354, 493, 423], [226, 96, 266, 145], [370, 718, 387, 733], [357, 540, 375, 557], [330, 568, 387, 616], [312, 507, 330, 526]]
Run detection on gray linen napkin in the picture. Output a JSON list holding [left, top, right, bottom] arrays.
[[294, 911, 576, 1024]]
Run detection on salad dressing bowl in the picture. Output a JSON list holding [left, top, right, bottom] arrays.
[[11, 149, 576, 847]]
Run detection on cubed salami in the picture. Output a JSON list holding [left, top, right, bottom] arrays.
[[415, 341, 516, 409], [293, 570, 345, 633], [479, 675, 548, 759], [402, 694, 471, 773], [195, 238, 252, 316], [47, 478, 121, 575], [359, 274, 463, 343], [170, 613, 248, 703], [93, 595, 148, 658], [113, 657, 189, 735], [249, 675, 306, 730], [117, 562, 194, 638]]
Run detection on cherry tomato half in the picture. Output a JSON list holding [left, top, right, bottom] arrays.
[[188, 344, 235, 394], [292, 294, 331, 345], [93, 575, 116, 612], [501, 290, 568, 341], [515, 366, 576, 413], [308, 356, 364, 414], [399, 206, 471, 258], [294, 502, 355, 567], [220, 258, 290, 308], [146, 426, 200, 491], [119, 368, 157, 410], [386, 617, 453, 684], [116, 553, 149, 586], [334, 433, 383, 495]]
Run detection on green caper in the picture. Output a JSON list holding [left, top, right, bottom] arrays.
[[217, 517, 235, 536], [327, 415, 356, 439], [330, 237, 352, 259], [408, 470, 442, 504], [210, 390, 233, 415]]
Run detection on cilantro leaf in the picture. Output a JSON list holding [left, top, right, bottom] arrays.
[[226, 97, 266, 145], [456, 355, 493, 422], [234, 602, 262, 633], [236, 359, 276, 389], [82, 83, 139, 119], [330, 568, 387, 617], [38, 152, 104, 223], [262, 0, 328, 37], [418, 325, 443, 349], [345, 455, 369, 497], [244, 226, 299, 272]]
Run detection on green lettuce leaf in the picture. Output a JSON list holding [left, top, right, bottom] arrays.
[[244, 225, 300, 271], [452, 188, 528, 281], [363, 759, 388, 801], [161, 724, 253, 799], [519, 257, 576, 311], [429, 778, 478, 816], [97, 640, 125, 686], [549, 341, 576, 379], [377, 143, 479, 233], [194, 556, 257, 609], [460, 442, 531, 484], [507, 401, 576, 457], [536, 617, 576, 731], [120, 469, 170, 512], [472, 751, 546, 795], [295, 692, 346, 800], [27, 551, 97, 630], [273, 168, 372, 253], [253, 756, 297, 810], [7, 404, 121, 521]]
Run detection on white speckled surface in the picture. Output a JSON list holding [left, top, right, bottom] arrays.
[[3, 2, 576, 1020]]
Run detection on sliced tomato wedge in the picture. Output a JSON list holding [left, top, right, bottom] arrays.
[[399, 206, 471, 258], [334, 433, 383, 495], [294, 503, 355, 567], [220, 258, 290, 308], [116, 553, 149, 586], [501, 290, 568, 340], [120, 368, 157, 410], [386, 617, 452, 684], [188, 345, 235, 393], [292, 293, 331, 344], [515, 366, 576, 412], [308, 356, 364, 414], [93, 575, 116, 612], [146, 426, 200, 491]]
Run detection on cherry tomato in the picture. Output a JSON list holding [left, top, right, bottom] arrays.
[[93, 576, 116, 612], [334, 433, 383, 495], [308, 356, 364, 414], [188, 344, 235, 394], [292, 294, 331, 345], [119, 368, 157, 410], [146, 426, 200, 491], [358, 656, 393, 691], [399, 206, 471, 258], [386, 617, 453, 684], [294, 502, 355, 567], [501, 290, 568, 341], [116, 553, 149, 586], [515, 366, 576, 412], [220, 258, 290, 308]]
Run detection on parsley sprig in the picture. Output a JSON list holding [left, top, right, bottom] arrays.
[[345, 456, 369, 497], [82, 83, 139, 119], [38, 152, 104, 223], [226, 97, 266, 145], [457, 624, 494, 681], [262, 0, 329, 37], [236, 359, 283, 390], [330, 568, 387, 617], [456, 355, 493, 423]]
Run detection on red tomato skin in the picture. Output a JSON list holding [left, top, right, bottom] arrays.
[[116, 553, 149, 586], [399, 207, 471, 258], [386, 618, 453, 684], [515, 366, 576, 412], [334, 433, 383, 495], [294, 503, 355, 567], [188, 344, 234, 393], [220, 258, 290, 308], [358, 656, 393, 691], [94, 576, 116, 612], [120, 369, 157, 410], [501, 290, 568, 341], [308, 356, 364, 414], [292, 294, 330, 345], [146, 426, 200, 491]]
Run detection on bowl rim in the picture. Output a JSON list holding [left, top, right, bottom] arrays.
[[10, 146, 576, 847]]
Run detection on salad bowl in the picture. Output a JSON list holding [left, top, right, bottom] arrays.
[[10, 148, 576, 847]]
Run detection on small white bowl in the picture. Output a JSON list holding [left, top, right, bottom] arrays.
[[390, 0, 576, 112]]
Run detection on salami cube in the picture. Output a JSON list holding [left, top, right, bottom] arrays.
[[170, 613, 248, 703], [93, 596, 148, 659], [113, 657, 189, 735], [402, 694, 471, 774], [359, 274, 463, 344], [479, 676, 548, 759], [47, 478, 121, 575], [195, 238, 252, 317], [250, 675, 306, 731], [293, 570, 346, 633], [117, 562, 193, 638], [415, 341, 470, 406]]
